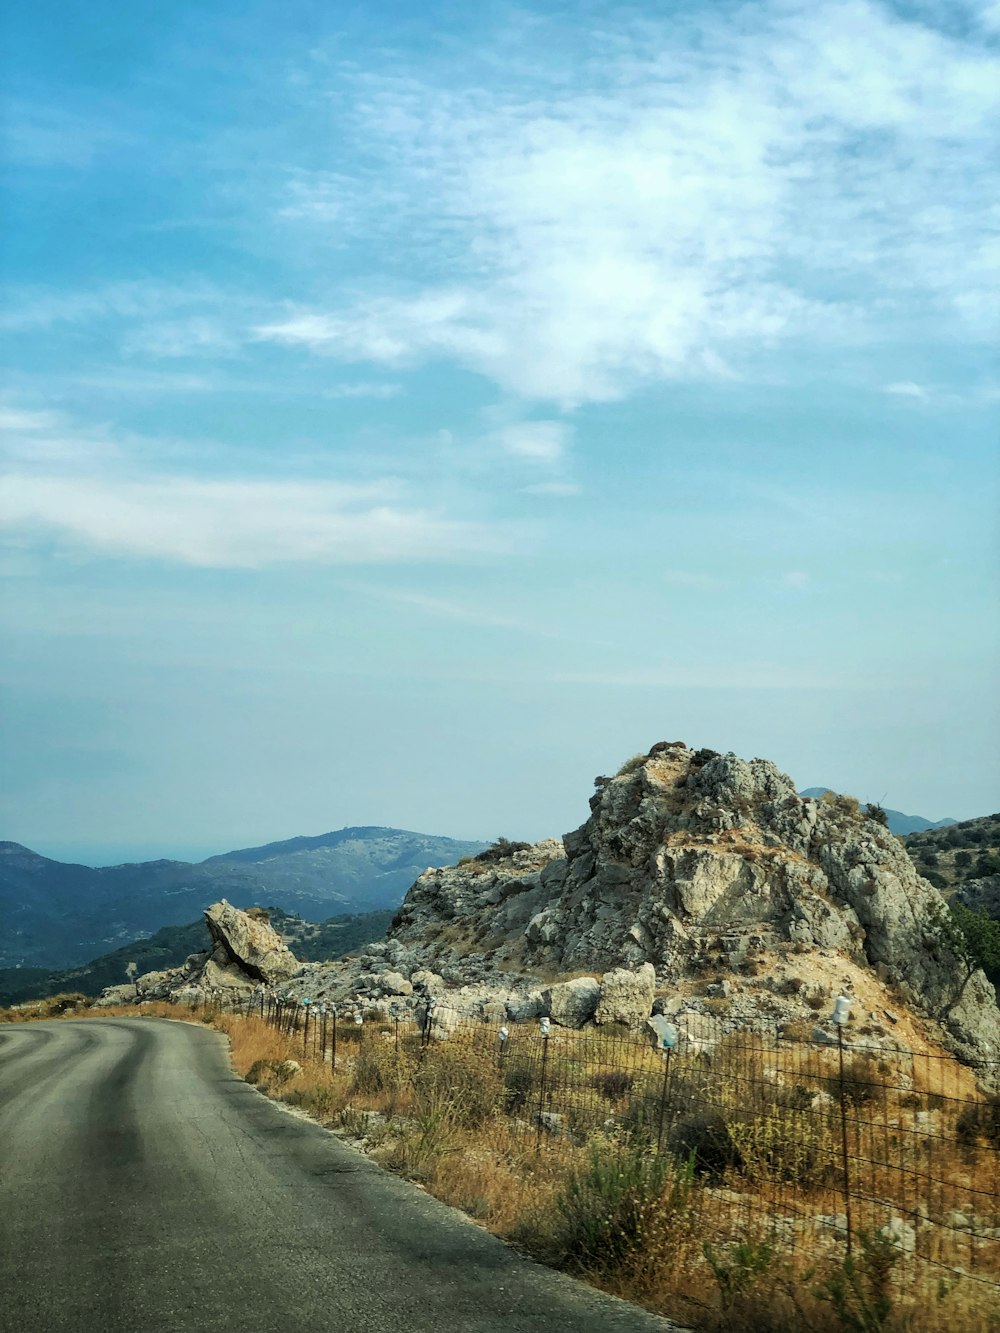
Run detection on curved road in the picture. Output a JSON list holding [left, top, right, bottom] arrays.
[[0, 1019, 684, 1333]]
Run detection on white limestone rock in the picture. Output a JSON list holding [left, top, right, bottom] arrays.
[[543, 976, 600, 1028], [594, 964, 656, 1027]]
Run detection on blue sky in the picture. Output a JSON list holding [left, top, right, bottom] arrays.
[[2, 0, 998, 864]]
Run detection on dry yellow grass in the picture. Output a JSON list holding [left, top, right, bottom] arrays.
[[10, 1000, 997, 1331]]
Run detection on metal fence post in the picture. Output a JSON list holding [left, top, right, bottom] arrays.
[[833, 998, 854, 1259], [535, 1017, 551, 1150], [656, 1046, 673, 1154]]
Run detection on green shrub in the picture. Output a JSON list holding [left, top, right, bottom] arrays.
[[475, 837, 532, 863], [245, 1058, 273, 1085], [814, 1230, 901, 1331], [669, 1109, 742, 1180], [50, 992, 90, 1014], [550, 1143, 682, 1274], [955, 1096, 1000, 1150], [593, 1069, 635, 1102], [727, 1107, 826, 1187], [837, 1055, 884, 1108], [502, 1056, 536, 1113]]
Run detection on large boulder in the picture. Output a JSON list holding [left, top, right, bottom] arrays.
[[203, 901, 298, 984], [595, 964, 656, 1027], [543, 976, 600, 1028]]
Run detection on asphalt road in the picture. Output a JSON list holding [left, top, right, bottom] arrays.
[[0, 1019, 685, 1333]]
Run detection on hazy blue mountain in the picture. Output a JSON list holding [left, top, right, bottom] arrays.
[[0, 906, 394, 1007], [798, 789, 958, 837], [0, 828, 487, 969]]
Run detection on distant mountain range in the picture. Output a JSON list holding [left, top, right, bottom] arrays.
[[0, 827, 488, 970], [798, 789, 958, 837]]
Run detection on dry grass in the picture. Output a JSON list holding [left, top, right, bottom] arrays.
[[203, 1010, 999, 1330], [9, 998, 997, 1331]]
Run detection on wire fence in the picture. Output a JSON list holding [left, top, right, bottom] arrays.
[[208, 989, 1000, 1290]]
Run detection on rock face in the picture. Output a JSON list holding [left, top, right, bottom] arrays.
[[203, 901, 298, 984], [340, 743, 1000, 1077], [96, 901, 300, 1005]]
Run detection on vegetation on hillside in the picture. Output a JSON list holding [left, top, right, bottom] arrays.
[[905, 814, 1000, 891]]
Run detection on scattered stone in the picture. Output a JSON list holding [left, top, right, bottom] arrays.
[[879, 1218, 917, 1253], [378, 971, 413, 996]]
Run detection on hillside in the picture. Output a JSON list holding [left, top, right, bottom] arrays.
[[903, 812, 1000, 891], [0, 828, 486, 969], [0, 906, 394, 1007]]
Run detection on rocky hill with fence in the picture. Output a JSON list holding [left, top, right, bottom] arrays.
[[98, 741, 1000, 1093]]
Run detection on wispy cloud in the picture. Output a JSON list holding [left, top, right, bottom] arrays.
[[253, 0, 998, 405], [491, 420, 570, 464], [323, 381, 403, 400], [343, 583, 530, 630], [2, 99, 129, 169], [0, 473, 505, 568], [550, 664, 843, 689], [521, 480, 581, 497], [0, 403, 508, 568], [883, 381, 928, 399], [662, 570, 730, 590]]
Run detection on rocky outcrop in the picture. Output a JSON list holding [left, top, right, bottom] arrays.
[[304, 743, 999, 1079], [95, 902, 301, 1006], [203, 901, 298, 983], [96, 746, 1000, 1086]]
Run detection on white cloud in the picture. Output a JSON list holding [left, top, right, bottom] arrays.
[[0, 281, 218, 332], [256, 1, 998, 405], [0, 406, 63, 433], [521, 481, 581, 497], [663, 570, 729, 590], [550, 664, 842, 689], [0, 473, 505, 568], [492, 421, 570, 464], [2, 100, 127, 169], [122, 317, 241, 360], [322, 381, 403, 399], [883, 381, 928, 399]]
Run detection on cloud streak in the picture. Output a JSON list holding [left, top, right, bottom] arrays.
[[0, 473, 505, 567], [256, 0, 998, 406]]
